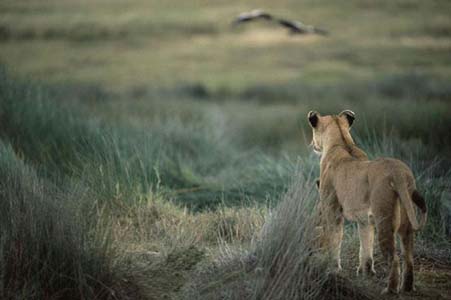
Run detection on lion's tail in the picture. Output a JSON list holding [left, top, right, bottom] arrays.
[[411, 190, 427, 230], [391, 176, 427, 231]]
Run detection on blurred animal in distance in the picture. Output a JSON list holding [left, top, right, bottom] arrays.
[[232, 9, 329, 36]]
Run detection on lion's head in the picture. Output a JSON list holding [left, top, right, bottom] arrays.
[[307, 110, 355, 155]]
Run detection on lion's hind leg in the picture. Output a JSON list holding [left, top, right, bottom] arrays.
[[376, 218, 400, 294], [372, 187, 401, 294], [357, 215, 376, 276], [399, 223, 415, 292]]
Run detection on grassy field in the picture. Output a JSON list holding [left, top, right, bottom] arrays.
[[0, 0, 450, 299]]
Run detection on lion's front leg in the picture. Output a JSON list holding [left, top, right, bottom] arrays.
[[317, 199, 344, 272], [330, 215, 344, 271]]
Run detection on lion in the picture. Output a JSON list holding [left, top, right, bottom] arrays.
[[307, 110, 427, 294]]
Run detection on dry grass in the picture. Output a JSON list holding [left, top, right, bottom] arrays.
[[110, 192, 267, 255]]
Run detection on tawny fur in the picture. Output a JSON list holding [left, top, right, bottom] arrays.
[[308, 110, 427, 294]]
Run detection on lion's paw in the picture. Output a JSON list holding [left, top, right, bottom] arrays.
[[357, 265, 376, 277]]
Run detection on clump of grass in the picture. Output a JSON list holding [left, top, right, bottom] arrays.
[[251, 171, 326, 300], [0, 141, 137, 300]]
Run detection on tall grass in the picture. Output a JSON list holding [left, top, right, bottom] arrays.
[[0, 141, 129, 299], [1, 65, 449, 233], [0, 67, 293, 210], [252, 171, 328, 300]]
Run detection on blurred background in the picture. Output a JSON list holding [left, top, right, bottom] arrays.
[[1, 0, 450, 155]]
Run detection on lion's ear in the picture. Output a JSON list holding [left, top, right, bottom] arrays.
[[339, 110, 355, 127], [308, 111, 320, 128]]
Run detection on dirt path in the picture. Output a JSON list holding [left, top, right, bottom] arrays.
[[341, 236, 451, 300]]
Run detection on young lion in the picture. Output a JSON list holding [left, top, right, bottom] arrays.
[[308, 110, 427, 294]]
